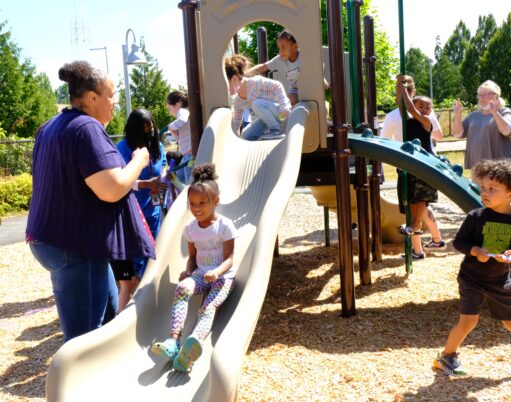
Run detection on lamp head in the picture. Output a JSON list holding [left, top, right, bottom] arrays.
[[127, 43, 147, 65]]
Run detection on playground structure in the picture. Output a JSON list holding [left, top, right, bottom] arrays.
[[45, 1, 482, 401]]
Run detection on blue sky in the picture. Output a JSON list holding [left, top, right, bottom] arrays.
[[1, 0, 510, 90]]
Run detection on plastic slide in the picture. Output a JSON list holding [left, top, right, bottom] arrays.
[[45, 103, 311, 402], [348, 133, 483, 213]]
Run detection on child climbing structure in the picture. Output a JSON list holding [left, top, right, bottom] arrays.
[[44, 1, 480, 401]]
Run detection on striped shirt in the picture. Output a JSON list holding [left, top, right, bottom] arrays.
[[169, 108, 192, 155], [231, 76, 291, 134]]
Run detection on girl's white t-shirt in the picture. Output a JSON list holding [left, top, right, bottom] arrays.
[[183, 214, 238, 277]]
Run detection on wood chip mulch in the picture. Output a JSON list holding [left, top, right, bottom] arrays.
[[2, 191, 511, 401]]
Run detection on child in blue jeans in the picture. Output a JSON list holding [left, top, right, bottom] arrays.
[[225, 54, 291, 141], [151, 163, 237, 372]]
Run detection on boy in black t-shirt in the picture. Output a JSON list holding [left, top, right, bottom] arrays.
[[434, 159, 511, 375]]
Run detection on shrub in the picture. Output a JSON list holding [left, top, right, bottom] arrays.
[[0, 173, 32, 217]]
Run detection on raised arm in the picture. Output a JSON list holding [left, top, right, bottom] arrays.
[[452, 99, 464, 138], [85, 147, 149, 203], [245, 63, 269, 77], [490, 102, 511, 136], [397, 80, 432, 132]]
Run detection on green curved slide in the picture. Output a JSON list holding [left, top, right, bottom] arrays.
[[348, 133, 483, 213]]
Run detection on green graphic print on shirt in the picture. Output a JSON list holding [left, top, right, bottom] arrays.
[[482, 221, 511, 254]]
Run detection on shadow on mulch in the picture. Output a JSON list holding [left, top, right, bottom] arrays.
[[401, 372, 511, 402], [0, 295, 55, 319], [250, 243, 511, 355], [0, 319, 62, 399]]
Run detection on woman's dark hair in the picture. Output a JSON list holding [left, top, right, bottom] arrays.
[[188, 163, 220, 201], [124, 108, 161, 162], [224, 55, 251, 80], [58, 60, 107, 101], [167, 91, 188, 108], [277, 30, 297, 44]]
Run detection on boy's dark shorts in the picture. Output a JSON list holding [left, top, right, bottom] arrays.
[[458, 275, 511, 320], [110, 260, 135, 281], [397, 170, 438, 214]]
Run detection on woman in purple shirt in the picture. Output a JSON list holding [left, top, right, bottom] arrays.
[[26, 61, 155, 342]]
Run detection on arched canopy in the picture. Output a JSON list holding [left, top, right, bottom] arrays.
[[198, 0, 328, 152]]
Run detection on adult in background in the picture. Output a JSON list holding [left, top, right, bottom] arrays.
[[453, 80, 511, 178], [117, 108, 166, 279], [26, 61, 155, 342]]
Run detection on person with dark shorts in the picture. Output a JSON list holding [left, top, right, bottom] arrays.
[[395, 75, 445, 259], [110, 260, 137, 312], [434, 159, 511, 376]]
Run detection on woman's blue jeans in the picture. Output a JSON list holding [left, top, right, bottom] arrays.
[[29, 242, 118, 342], [241, 98, 282, 141]]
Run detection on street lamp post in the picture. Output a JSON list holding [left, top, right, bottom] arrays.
[[122, 29, 147, 117], [429, 58, 433, 100], [90, 46, 109, 73]]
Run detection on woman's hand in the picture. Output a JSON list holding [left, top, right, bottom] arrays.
[[453, 99, 463, 115], [140, 176, 167, 192], [489, 100, 499, 115], [204, 269, 219, 283]]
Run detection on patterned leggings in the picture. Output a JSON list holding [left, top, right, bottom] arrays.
[[170, 272, 235, 341]]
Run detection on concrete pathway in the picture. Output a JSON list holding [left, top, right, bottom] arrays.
[[435, 139, 466, 153], [0, 214, 27, 246]]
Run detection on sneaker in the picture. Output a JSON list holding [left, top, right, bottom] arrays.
[[434, 352, 467, 376], [173, 335, 203, 372], [401, 250, 426, 260], [424, 240, 447, 250], [412, 250, 425, 260], [151, 338, 180, 360], [260, 129, 286, 140], [397, 224, 423, 236]]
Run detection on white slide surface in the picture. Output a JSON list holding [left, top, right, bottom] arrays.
[[45, 104, 311, 401]]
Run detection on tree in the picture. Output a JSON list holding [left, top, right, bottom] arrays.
[[443, 21, 471, 65], [405, 48, 431, 98], [460, 15, 497, 104], [0, 20, 56, 138], [120, 39, 172, 130], [55, 83, 69, 104], [479, 13, 511, 103], [238, 22, 283, 63], [432, 54, 466, 104]]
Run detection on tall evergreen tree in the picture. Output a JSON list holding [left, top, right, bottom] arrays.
[[405, 47, 431, 98], [479, 13, 511, 103], [460, 15, 497, 104], [443, 21, 471, 65], [432, 54, 466, 104], [55, 83, 70, 105], [0, 20, 57, 138]]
